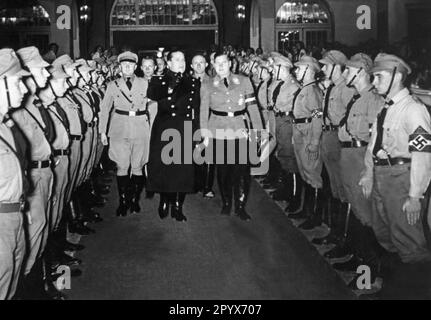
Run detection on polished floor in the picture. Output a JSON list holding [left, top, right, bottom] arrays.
[[66, 177, 356, 300]]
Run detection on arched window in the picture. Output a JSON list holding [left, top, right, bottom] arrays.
[[111, 0, 218, 28], [276, 1, 332, 55], [0, 4, 50, 26]]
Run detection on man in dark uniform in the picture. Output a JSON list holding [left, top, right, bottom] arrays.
[[147, 50, 199, 222]]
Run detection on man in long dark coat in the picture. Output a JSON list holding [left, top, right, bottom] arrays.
[[147, 50, 200, 222]]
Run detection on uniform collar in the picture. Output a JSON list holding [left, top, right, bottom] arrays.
[[388, 87, 409, 105], [333, 76, 345, 87]]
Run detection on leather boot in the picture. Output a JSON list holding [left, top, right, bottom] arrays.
[[234, 168, 251, 221], [116, 176, 130, 217], [202, 164, 215, 198], [299, 187, 324, 230], [262, 155, 280, 189], [130, 175, 145, 213], [285, 173, 304, 213], [217, 165, 232, 215], [271, 171, 293, 201], [68, 198, 96, 235], [158, 193, 170, 219], [171, 192, 187, 222], [288, 183, 313, 220], [312, 197, 342, 245]]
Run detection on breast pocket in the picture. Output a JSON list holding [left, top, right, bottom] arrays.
[[0, 148, 16, 180], [383, 119, 401, 147]]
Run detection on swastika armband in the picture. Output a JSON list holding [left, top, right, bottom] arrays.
[[311, 109, 323, 119], [409, 126, 431, 152]]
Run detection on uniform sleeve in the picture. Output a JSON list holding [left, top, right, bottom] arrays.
[[98, 82, 115, 134], [308, 87, 323, 146], [405, 103, 431, 198], [244, 78, 263, 130], [199, 82, 211, 139]]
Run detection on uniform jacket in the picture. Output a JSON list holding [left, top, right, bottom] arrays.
[[99, 76, 154, 140], [46, 103, 70, 151], [272, 77, 301, 113], [11, 96, 52, 162], [292, 81, 324, 146], [323, 77, 356, 126], [338, 85, 383, 143], [364, 88, 431, 198], [0, 123, 23, 203], [200, 73, 264, 140], [57, 96, 83, 136]]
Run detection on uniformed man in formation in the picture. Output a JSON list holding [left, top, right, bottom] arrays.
[[0, 46, 113, 299], [246, 48, 431, 295]]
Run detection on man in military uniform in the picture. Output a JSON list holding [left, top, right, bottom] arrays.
[[319, 53, 385, 292], [287, 56, 324, 226], [0, 49, 29, 300], [267, 54, 303, 214], [100, 51, 155, 217], [360, 54, 431, 269], [147, 50, 198, 222], [310, 50, 356, 231], [14, 47, 54, 277], [191, 54, 215, 198], [200, 51, 264, 221]]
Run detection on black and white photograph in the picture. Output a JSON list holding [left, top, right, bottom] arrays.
[[0, 0, 431, 305]]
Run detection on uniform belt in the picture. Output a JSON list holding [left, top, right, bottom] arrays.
[[87, 122, 96, 128], [70, 135, 82, 141], [340, 140, 368, 148], [293, 117, 313, 124], [373, 157, 411, 166], [322, 124, 339, 131], [115, 109, 148, 117], [53, 149, 71, 156], [29, 160, 51, 169], [210, 109, 247, 117], [0, 202, 24, 213], [276, 111, 293, 118]]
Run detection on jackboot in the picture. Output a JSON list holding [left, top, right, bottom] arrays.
[[67, 198, 95, 235], [202, 164, 215, 198], [130, 175, 145, 214], [299, 187, 324, 230], [158, 193, 170, 219], [171, 192, 187, 222], [284, 173, 304, 214], [217, 165, 232, 215], [116, 176, 130, 217], [288, 183, 313, 220], [234, 169, 251, 221], [270, 171, 293, 202]]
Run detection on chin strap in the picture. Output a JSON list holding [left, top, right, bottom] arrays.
[[3, 77, 12, 109], [299, 66, 309, 85], [383, 67, 397, 99], [346, 67, 363, 88]]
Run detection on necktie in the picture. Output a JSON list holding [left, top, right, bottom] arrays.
[[291, 88, 302, 117], [339, 93, 361, 131], [126, 78, 132, 90], [272, 81, 285, 107], [34, 100, 56, 144], [372, 100, 394, 156], [223, 78, 229, 89], [52, 102, 70, 133], [322, 83, 335, 125]]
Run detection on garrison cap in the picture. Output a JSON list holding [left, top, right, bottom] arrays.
[[319, 50, 348, 66], [346, 53, 373, 73], [294, 55, 321, 72], [370, 53, 412, 75], [17, 46, 50, 69], [118, 51, 138, 64], [0, 49, 31, 79]]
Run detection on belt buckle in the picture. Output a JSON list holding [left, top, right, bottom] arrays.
[[227, 112, 234, 117], [129, 111, 136, 117]]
